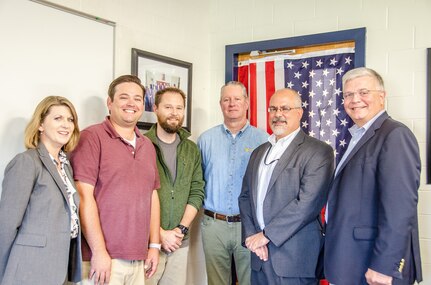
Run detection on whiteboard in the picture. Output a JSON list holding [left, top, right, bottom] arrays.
[[0, 0, 114, 193]]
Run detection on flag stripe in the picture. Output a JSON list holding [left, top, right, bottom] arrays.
[[265, 61, 275, 133], [248, 62, 257, 126]]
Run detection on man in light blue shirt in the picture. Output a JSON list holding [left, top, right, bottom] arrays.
[[197, 81, 268, 285]]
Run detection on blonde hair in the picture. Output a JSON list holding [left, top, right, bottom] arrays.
[[24, 96, 80, 152]]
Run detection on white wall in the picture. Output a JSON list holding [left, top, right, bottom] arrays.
[[6, 0, 431, 284]]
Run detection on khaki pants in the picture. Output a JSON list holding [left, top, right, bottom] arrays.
[[146, 246, 189, 285], [79, 259, 145, 285]]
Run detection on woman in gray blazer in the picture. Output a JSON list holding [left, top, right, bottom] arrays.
[[0, 96, 82, 285]]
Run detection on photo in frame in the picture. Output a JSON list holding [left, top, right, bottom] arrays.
[[131, 48, 192, 131]]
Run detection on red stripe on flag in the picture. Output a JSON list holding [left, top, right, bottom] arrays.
[[248, 63, 257, 127], [237, 65, 249, 93], [265, 61, 275, 134]]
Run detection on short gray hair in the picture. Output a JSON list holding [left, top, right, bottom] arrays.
[[220, 81, 248, 100], [342, 67, 385, 90]]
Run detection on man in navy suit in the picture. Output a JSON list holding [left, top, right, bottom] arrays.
[[239, 88, 334, 285], [324, 67, 422, 285]]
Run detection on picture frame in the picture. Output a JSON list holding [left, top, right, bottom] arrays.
[[131, 48, 192, 131]]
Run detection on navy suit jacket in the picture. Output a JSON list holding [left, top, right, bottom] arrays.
[[324, 112, 422, 285], [239, 130, 334, 278]]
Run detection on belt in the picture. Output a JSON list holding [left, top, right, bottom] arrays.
[[204, 209, 241, 223]]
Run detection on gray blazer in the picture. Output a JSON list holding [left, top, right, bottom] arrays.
[[0, 143, 82, 285], [239, 130, 334, 278]]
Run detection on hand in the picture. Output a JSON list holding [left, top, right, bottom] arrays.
[[160, 228, 184, 253], [245, 232, 269, 252], [254, 245, 268, 261], [89, 250, 111, 285], [365, 268, 393, 285], [145, 248, 160, 278]]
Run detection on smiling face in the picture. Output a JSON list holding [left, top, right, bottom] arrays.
[[107, 81, 144, 128], [220, 85, 249, 123], [269, 89, 303, 140], [154, 91, 185, 133], [343, 76, 385, 127], [39, 105, 75, 154]]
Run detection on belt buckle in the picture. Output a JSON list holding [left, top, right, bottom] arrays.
[[225, 215, 233, 224]]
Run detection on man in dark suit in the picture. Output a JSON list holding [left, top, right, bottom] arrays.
[[239, 88, 334, 285], [324, 67, 422, 285]]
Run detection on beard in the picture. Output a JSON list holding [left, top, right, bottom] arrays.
[[158, 115, 184, 134], [270, 116, 287, 136]]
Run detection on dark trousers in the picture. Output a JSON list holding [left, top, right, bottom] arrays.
[[251, 259, 318, 285]]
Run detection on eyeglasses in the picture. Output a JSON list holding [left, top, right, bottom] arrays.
[[342, 88, 383, 100], [267, 106, 301, 114], [264, 146, 279, 165]]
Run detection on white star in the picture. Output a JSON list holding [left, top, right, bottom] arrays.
[[340, 118, 348, 126], [339, 139, 347, 147], [336, 67, 344, 75], [333, 108, 340, 116], [309, 90, 315, 98], [329, 78, 335, 86], [309, 70, 316, 78], [332, 129, 340, 137], [334, 88, 342, 96], [302, 61, 310, 68], [302, 101, 309, 108], [294, 71, 302, 79], [316, 80, 323, 88], [316, 100, 322, 107], [287, 62, 294, 69], [287, 81, 294, 88], [322, 90, 329, 97], [322, 69, 330, 76], [302, 121, 309, 128], [302, 81, 309, 88], [330, 57, 338, 66], [326, 119, 332, 126], [309, 130, 315, 137], [345, 56, 352, 65], [308, 110, 315, 118], [320, 109, 327, 117], [320, 129, 326, 137], [325, 139, 331, 145], [328, 98, 333, 106], [334, 149, 339, 157], [316, 59, 323, 67], [316, 121, 321, 128]]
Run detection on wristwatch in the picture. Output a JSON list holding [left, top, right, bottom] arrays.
[[176, 224, 189, 235]]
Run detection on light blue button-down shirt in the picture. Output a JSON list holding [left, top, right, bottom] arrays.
[[197, 123, 268, 215]]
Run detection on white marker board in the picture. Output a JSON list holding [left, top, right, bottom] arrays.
[[0, 0, 114, 193]]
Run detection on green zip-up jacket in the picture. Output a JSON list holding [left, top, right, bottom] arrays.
[[145, 124, 205, 239]]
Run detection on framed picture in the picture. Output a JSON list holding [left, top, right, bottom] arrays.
[[131, 48, 192, 131]]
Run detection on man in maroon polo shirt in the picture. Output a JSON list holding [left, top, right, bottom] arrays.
[[70, 75, 161, 285]]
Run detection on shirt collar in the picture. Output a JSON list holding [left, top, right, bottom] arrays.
[[349, 110, 385, 136], [223, 121, 250, 136], [268, 127, 301, 146]]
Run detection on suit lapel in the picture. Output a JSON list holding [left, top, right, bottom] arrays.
[[335, 112, 389, 178], [266, 130, 305, 194], [37, 143, 70, 206]]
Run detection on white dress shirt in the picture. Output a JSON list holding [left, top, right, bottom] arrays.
[[256, 128, 301, 230]]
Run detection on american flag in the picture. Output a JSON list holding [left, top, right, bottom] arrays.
[[237, 48, 355, 164]]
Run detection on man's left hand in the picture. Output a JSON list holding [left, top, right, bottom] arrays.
[[145, 248, 160, 278], [245, 231, 269, 252], [365, 268, 393, 285]]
